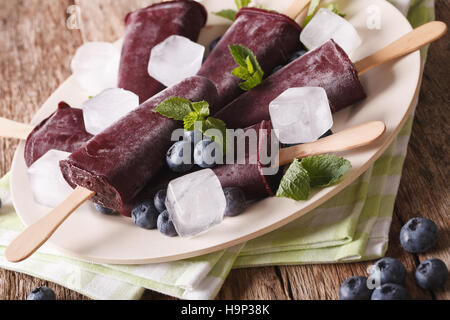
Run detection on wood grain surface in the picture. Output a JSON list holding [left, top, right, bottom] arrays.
[[0, 0, 448, 300]]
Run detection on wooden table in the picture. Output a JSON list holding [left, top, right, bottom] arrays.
[[0, 0, 448, 300]]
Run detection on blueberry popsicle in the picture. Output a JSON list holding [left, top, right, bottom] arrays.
[[118, 0, 207, 103], [198, 7, 303, 106], [118, 120, 281, 216], [24, 102, 93, 167], [60, 76, 219, 211], [216, 40, 367, 129]]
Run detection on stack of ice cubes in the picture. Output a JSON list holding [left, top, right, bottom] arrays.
[[269, 87, 333, 144], [300, 8, 362, 56], [165, 169, 226, 237]]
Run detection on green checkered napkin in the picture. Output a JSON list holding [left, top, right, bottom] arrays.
[[0, 0, 434, 300]]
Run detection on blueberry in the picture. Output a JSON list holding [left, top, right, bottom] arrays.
[[194, 139, 223, 168], [415, 258, 448, 290], [154, 189, 167, 213], [339, 276, 372, 300], [287, 50, 307, 63], [27, 286, 56, 300], [166, 141, 194, 173], [131, 200, 160, 230], [223, 187, 246, 217], [209, 36, 222, 52], [157, 210, 178, 237], [371, 283, 410, 300], [369, 257, 406, 285], [184, 130, 202, 145], [271, 65, 284, 75], [400, 217, 438, 253], [93, 203, 116, 215]]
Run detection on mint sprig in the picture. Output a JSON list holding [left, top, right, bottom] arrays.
[[213, 0, 251, 22], [276, 159, 310, 201], [153, 97, 227, 148], [276, 154, 352, 201], [229, 44, 264, 91]]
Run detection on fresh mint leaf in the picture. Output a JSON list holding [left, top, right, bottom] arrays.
[[239, 70, 263, 91], [300, 154, 352, 187], [229, 44, 264, 91], [213, 9, 237, 21], [303, 0, 320, 27], [204, 117, 227, 150], [235, 0, 251, 10], [192, 101, 210, 118], [232, 66, 252, 79], [153, 97, 193, 121], [276, 159, 311, 201], [183, 111, 199, 131]]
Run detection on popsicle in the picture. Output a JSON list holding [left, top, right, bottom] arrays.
[[198, 7, 303, 106], [60, 76, 219, 210], [118, 0, 207, 103], [24, 102, 93, 167], [116, 121, 281, 216], [118, 120, 387, 217], [215, 39, 366, 129]]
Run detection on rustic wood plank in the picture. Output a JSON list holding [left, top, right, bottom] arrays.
[[75, 0, 153, 42]]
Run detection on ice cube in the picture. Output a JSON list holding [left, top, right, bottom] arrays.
[[71, 42, 121, 95], [300, 8, 361, 56], [165, 169, 226, 237], [27, 150, 73, 208], [82, 88, 139, 135], [269, 87, 333, 144], [148, 35, 205, 87]]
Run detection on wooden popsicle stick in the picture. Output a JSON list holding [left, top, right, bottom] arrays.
[[355, 21, 447, 76], [5, 186, 95, 263], [0, 117, 34, 140], [278, 121, 386, 166], [284, 0, 312, 20]]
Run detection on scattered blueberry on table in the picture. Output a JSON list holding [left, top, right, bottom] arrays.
[[131, 200, 160, 230], [154, 189, 167, 213], [339, 276, 373, 300], [194, 139, 223, 168], [27, 286, 56, 300], [166, 141, 194, 173], [415, 258, 448, 290], [209, 36, 222, 52], [93, 203, 116, 215], [157, 210, 178, 237], [371, 283, 410, 300], [369, 257, 406, 285], [223, 187, 246, 217], [400, 217, 438, 253]]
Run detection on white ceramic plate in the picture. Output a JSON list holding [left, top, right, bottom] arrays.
[[10, 0, 421, 264]]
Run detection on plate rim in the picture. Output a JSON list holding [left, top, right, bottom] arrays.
[[10, 0, 423, 264]]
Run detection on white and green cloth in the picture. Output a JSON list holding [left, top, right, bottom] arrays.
[[0, 0, 435, 300]]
